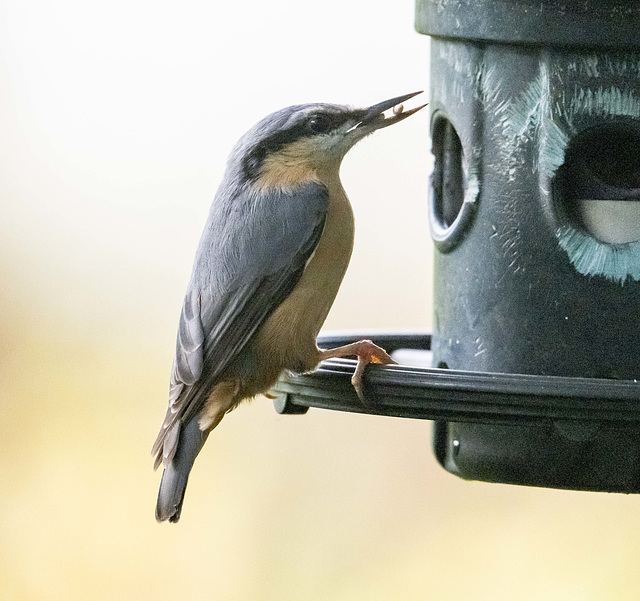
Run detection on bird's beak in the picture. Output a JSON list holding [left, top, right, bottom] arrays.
[[353, 91, 426, 133]]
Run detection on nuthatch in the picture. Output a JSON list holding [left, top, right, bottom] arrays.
[[152, 92, 426, 522]]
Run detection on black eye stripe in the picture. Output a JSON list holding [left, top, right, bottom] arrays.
[[243, 124, 308, 178], [242, 112, 353, 178]]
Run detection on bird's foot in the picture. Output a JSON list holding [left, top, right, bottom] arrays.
[[318, 340, 396, 403]]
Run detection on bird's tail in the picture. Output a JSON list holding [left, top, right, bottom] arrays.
[[155, 416, 208, 523]]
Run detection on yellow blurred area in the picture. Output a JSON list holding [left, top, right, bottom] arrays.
[[1, 1, 640, 600]]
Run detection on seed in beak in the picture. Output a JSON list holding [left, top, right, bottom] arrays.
[[393, 104, 404, 116]]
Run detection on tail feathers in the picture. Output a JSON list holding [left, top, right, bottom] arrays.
[[155, 416, 208, 523]]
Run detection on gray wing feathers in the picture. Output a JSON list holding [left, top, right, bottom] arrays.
[[174, 291, 205, 385], [152, 292, 206, 469], [152, 182, 329, 468]]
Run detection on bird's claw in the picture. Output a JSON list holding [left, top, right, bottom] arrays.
[[348, 340, 396, 405], [318, 339, 396, 404]]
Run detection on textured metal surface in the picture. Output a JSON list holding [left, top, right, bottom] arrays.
[[415, 1, 640, 492], [415, 0, 640, 48]]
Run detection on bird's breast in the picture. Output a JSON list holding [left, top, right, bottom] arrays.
[[295, 178, 355, 319]]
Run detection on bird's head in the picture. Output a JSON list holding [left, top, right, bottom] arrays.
[[231, 92, 426, 189]]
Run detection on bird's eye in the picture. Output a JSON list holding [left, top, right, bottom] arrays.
[[308, 115, 331, 134]]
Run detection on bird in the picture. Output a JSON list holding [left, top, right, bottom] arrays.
[[152, 91, 426, 522]]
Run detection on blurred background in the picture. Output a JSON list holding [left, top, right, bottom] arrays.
[[1, 0, 640, 599]]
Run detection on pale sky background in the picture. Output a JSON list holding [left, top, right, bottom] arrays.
[[1, 1, 640, 600]]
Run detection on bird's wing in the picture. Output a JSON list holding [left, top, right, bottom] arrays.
[[152, 182, 329, 467]]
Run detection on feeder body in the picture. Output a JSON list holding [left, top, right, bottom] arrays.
[[422, 0, 640, 491]]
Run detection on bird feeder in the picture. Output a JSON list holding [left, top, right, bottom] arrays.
[[272, 0, 640, 493]]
